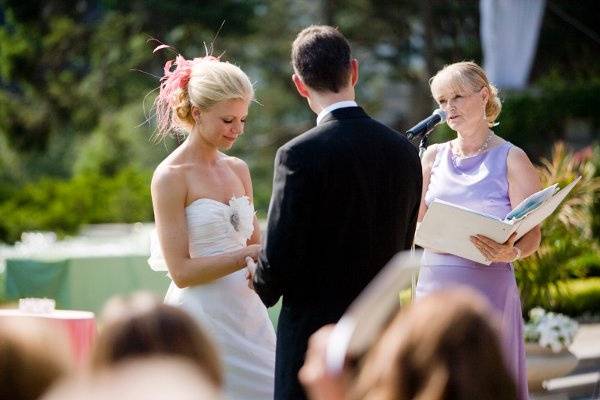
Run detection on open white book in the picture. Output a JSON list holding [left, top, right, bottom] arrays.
[[326, 250, 422, 374], [414, 176, 581, 265]]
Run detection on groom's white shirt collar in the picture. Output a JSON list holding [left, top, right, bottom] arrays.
[[316, 100, 358, 126]]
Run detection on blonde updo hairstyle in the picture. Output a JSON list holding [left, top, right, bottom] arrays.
[[429, 61, 501, 128], [154, 56, 254, 142]]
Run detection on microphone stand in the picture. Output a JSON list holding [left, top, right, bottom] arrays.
[[405, 109, 446, 159], [406, 127, 435, 159], [418, 134, 429, 159]]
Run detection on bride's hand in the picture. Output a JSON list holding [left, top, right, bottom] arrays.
[[245, 244, 261, 261]]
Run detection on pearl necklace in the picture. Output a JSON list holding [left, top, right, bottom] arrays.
[[453, 131, 494, 158]]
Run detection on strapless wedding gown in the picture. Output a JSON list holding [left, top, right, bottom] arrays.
[[149, 196, 276, 400]]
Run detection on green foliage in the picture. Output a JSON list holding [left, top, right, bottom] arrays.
[[591, 147, 600, 242], [496, 80, 600, 157], [566, 252, 600, 278], [1, 0, 599, 244], [0, 168, 153, 243], [515, 143, 600, 313], [0, 131, 23, 192], [550, 278, 600, 318], [72, 103, 170, 176], [0, 271, 5, 304], [0, 9, 34, 81], [531, 1, 600, 81]]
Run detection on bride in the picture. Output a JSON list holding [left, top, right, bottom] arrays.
[[147, 51, 275, 400]]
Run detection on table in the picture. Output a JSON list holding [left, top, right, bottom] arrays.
[[0, 309, 96, 364], [4, 256, 170, 314], [4, 256, 281, 329]]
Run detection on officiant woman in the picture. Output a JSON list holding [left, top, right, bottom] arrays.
[[414, 61, 541, 400]]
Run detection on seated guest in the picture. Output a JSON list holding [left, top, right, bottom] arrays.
[[91, 292, 222, 387], [300, 288, 517, 400], [42, 356, 223, 400], [0, 319, 70, 400]]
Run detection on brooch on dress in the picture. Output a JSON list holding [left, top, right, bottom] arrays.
[[225, 196, 255, 242], [230, 211, 240, 232]]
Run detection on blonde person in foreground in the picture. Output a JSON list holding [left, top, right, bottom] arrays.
[[299, 288, 517, 400], [415, 61, 542, 400], [147, 48, 275, 400]]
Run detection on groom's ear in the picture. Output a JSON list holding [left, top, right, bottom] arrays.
[[292, 74, 310, 98]]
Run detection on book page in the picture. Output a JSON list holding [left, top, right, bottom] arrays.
[[415, 201, 514, 265], [513, 176, 581, 239], [415, 177, 581, 264], [505, 184, 558, 221]]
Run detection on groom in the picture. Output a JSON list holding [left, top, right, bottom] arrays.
[[251, 25, 422, 400]]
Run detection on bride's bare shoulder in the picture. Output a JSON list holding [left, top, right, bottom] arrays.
[[222, 154, 249, 172], [151, 159, 189, 199], [153, 147, 200, 180], [222, 154, 251, 183]]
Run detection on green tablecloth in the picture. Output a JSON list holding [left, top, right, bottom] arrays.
[[4, 256, 282, 327], [5, 256, 170, 313]]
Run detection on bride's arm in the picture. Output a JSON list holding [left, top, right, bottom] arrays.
[[151, 167, 259, 288]]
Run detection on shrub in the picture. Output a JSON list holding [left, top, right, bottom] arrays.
[[515, 143, 600, 314], [0, 168, 153, 244], [567, 252, 600, 278], [551, 278, 600, 318]]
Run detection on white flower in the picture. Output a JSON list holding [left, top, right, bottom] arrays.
[[529, 307, 546, 323], [524, 323, 540, 342], [524, 307, 578, 353], [224, 196, 255, 244]]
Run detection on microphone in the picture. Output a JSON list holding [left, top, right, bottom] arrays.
[[406, 109, 447, 140]]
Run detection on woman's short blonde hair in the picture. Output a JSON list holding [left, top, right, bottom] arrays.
[[154, 55, 254, 142], [429, 61, 501, 127]]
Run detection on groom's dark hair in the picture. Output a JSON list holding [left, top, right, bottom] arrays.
[[292, 25, 352, 93]]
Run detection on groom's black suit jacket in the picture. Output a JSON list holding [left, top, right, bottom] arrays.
[[254, 106, 422, 400]]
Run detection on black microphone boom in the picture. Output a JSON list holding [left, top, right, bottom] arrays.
[[406, 109, 447, 140]]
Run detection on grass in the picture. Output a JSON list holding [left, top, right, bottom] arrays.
[[551, 277, 600, 319], [0, 271, 5, 304], [268, 299, 281, 329]]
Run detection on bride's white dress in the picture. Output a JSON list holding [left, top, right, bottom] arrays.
[[149, 196, 276, 400]]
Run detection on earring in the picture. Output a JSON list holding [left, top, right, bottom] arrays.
[[482, 106, 487, 120]]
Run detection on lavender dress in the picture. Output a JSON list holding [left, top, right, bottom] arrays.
[[416, 141, 528, 399]]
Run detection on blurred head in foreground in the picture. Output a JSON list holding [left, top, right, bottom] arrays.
[[0, 319, 71, 400], [43, 356, 222, 400], [301, 288, 516, 400], [91, 292, 222, 387], [352, 288, 516, 400]]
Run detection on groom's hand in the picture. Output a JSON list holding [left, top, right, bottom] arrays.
[[245, 244, 260, 261]]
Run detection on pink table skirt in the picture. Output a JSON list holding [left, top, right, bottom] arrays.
[[0, 309, 96, 364]]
